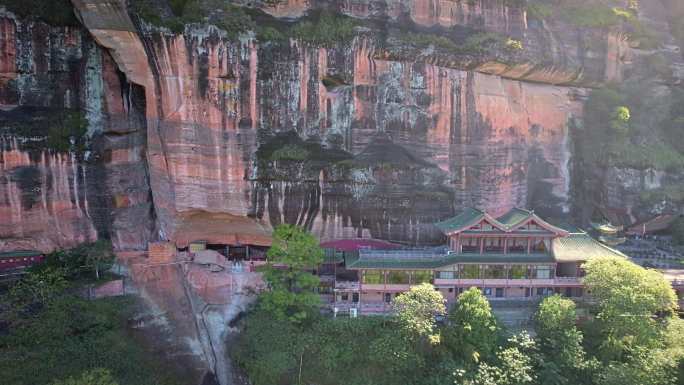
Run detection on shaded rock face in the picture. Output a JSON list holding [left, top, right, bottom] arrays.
[[0, 13, 154, 252]]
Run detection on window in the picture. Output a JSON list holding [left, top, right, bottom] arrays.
[[507, 238, 527, 253], [484, 238, 504, 253], [532, 265, 553, 279], [341, 293, 349, 301], [460, 265, 480, 279], [352, 293, 359, 303], [483, 265, 506, 279], [412, 270, 433, 284], [436, 270, 455, 280], [509, 265, 528, 279], [384, 293, 391, 303], [536, 287, 553, 296], [495, 288, 504, 298], [484, 287, 492, 296], [532, 238, 547, 253], [462, 237, 479, 253], [448, 288, 454, 293], [362, 270, 384, 284], [565, 287, 572, 297], [387, 270, 410, 284]]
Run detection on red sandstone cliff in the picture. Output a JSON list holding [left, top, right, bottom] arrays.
[[0, 0, 642, 250], [1, 1, 682, 384]]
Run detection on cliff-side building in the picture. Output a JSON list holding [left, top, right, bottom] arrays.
[[331, 208, 628, 314]]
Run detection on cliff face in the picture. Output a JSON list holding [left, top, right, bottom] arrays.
[[0, 10, 154, 252], [2, 1, 682, 384], [0, 0, 651, 249], [132, 29, 582, 244]]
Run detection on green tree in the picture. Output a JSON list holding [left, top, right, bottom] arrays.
[[392, 283, 446, 342], [597, 344, 682, 385], [610, 106, 631, 134], [51, 368, 119, 385], [232, 308, 304, 385], [536, 294, 577, 337], [583, 257, 678, 360], [260, 224, 324, 323], [535, 295, 595, 385], [9, 267, 68, 309], [669, 216, 684, 245], [443, 287, 499, 366], [469, 334, 536, 385], [83, 240, 115, 280]]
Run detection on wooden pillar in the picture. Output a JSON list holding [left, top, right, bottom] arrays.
[[246, 245, 250, 260], [526, 238, 531, 254], [480, 237, 484, 254], [503, 238, 508, 254], [358, 271, 362, 310]]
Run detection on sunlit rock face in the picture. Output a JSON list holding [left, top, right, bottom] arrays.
[[0, 13, 154, 252], [253, 0, 629, 86], [116, 26, 581, 244]]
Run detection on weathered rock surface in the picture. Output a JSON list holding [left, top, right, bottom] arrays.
[[1, 0, 682, 384], [0, 9, 155, 252], [3, 0, 679, 250]]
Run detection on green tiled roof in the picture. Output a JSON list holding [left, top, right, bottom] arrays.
[[435, 207, 568, 235], [345, 253, 554, 270], [0, 250, 42, 259], [552, 232, 627, 262], [435, 208, 484, 233], [324, 248, 345, 263], [497, 208, 533, 227]]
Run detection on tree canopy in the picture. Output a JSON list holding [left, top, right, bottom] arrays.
[[392, 282, 446, 341], [260, 224, 324, 323], [582, 257, 678, 358], [444, 287, 499, 366]]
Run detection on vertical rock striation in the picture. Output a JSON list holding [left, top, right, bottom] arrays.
[[0, 9, 154, 252]]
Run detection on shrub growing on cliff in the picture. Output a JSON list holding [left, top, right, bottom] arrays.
[[51, 369, 119, 385], [0, 0, 79, 26], [291, 11, 358, 47], [31, 241, 114, 281]]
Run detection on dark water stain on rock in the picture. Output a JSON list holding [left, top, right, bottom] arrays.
[[201, 371, 220, 385], [10, 165, 42, 209]]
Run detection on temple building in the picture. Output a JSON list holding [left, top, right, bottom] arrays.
[[330, 208, 628, 314]]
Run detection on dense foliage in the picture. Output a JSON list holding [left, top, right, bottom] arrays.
[[260, 224, 324, 323], [670, 216, 684, 245], [234, 249, 683, 385], [0, 266, 186, 385], [130, 1, 357, 45], [0, 242, 185, 384], [31, 240, 115, 282], [0, 0, 79, 26]]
